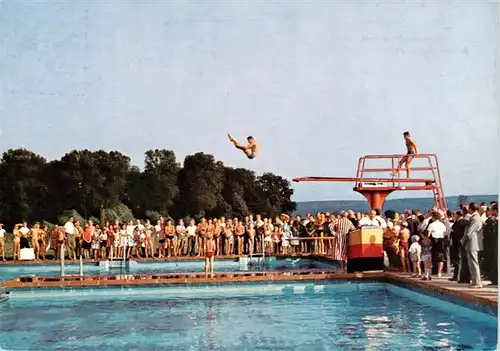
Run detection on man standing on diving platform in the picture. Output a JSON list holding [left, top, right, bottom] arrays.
[[391, 131, 418, 178]]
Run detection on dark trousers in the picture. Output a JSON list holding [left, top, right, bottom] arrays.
[[458, 247, 471, 283], [450, 245, 460, 279]]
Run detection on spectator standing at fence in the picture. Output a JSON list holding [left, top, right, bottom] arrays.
[[186, 219, 197, 256], [0, 224, 5, 261], [398, 222, 410, 272], [64, 217, 76, 260], [176, 219, 187, 256], [409, 235, 421, 277], [461, 203, 484, 288], [482, 203, 497, 284], [359, 210, 386, 228], [427, 210, 448, 277], [330, 211, 355, 272], [420, 230, 433, 280], [205, 234, 215, 278], [449, 210, 467, 281], [347, 210, 359, 228], [19, 221, 30, 250]]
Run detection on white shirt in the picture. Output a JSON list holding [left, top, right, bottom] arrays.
[[480, 213, 487, 223], [136, 223, 145, 232], [187, 225, 197, 236], [409, 242, 421, 260], [359, 217, 386, 228], [176, 225, 186, 235], [126, 225, 135, 236], [19, 226, 30, 235], [0, 228, 5, 239], [420, 217, 432, 232], [427, 220, 447, 239], [64, 221, 75, 235]]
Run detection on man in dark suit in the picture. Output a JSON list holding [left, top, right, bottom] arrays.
[[482, 203, 498, 284], [449, 211, 468, 281], [461, 203, 484, 288]]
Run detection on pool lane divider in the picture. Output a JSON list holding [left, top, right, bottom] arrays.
[[0, 254, 325, 265]]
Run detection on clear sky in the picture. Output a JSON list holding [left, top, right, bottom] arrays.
[[1, 1, 499, 202]]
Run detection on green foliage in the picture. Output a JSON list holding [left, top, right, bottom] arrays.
[[42, 221, 56, 231], [46, 149, 131, 216], [0, 148, 296, 224], [175, 153, 226, 218], [89, 216, 101, 226], [57, 209, 85, 225], [145, 210, 167, 223], [0, 149, 48, 227], [105, 203, 135, 224]]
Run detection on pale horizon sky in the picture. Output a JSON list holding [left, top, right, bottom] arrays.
[[1, 1, 499, 202]]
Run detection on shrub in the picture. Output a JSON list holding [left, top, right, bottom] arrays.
[[145, 210, 167, 223], [57, 210, 85, 225], [89, 216, 101, 226], [105, 203, 134, 224], [42, 221, 56, 231]]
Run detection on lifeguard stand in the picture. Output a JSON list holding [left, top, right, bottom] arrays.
[[293, 154, 446, 210]]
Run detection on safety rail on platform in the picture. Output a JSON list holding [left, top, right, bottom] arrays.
[[355, 153, 446, 209]]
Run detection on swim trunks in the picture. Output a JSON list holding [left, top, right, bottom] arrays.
[[247, 152, 255, 159]]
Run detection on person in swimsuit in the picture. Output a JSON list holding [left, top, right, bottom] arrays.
[[144, 220, 154, 258], [205, 234, 215, 278], [247, 223, 256, 256], [165, 220, 177, 257], [234, 219, 245, 255], [399, 222, 411, 272], [227, 134, 260, 159], [392, 131, 418, 178], [197, 218, 208, 256], [0, 224, 6, 261], [224, 219, 234, 255], [56, 225, 65, 260], [213, 219, 222, 256], [155, 220, 164, 258], [82, 225, 92, 260], [40, 225, 48, 261], [31, 223, 41, 261]]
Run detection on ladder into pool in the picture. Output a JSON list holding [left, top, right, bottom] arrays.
[[0, 286, 9, 303]]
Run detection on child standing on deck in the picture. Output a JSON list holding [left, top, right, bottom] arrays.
[[408, 235, 422, 277], [420, 231, 433, 280]]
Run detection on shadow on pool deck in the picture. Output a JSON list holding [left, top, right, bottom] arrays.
[[386, 272, 497, 310]]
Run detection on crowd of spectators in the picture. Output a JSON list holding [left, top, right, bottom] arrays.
[[0, 201, 497, 288]]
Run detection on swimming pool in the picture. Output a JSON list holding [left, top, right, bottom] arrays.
[[0, 258, 338, 282], [0, 281, 496, 350]]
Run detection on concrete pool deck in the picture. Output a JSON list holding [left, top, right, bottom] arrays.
[[386, 272, 497, 308]]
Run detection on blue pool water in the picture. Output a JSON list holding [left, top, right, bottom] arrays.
[[0, 258, 337, 282], [0, 281, 496, 350]]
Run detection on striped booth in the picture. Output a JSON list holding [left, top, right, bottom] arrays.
[[347, 227, 384, 273]]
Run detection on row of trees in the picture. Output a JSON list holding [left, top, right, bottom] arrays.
[[0, 148, 296, 229]]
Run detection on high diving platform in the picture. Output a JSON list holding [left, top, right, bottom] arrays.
[[293, 153, 446, 210]]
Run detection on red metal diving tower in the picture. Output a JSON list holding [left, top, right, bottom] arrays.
[[293, 154, 446, 210]]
